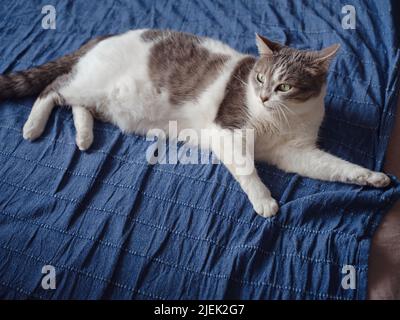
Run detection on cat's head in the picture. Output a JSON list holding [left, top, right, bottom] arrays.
[[249, 34, 339, 116]]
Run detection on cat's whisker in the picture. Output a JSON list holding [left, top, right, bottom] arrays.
[[271, 101, 291, 131], [233, 74, 248, 87], [278, 102, 295, 116]]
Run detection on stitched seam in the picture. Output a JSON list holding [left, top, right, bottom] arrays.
[[0, 208, 367, 271], [323, 114, 378, 131], [326, 93, 380, 107], [0, 148, 371, 244], [0, 146, 371, 227], [263, 1, 393, 19], [0, 242, 349, 300], [0, 125, 334, 193], [0, 243, 164, 300], [0, 281, 44, 299], [0, 132, 365, 239], [0, 122, 376, 189], [0, 128, 331, 195], [0, 171, 360, 240], [330, 70, 395, 93], [0, 148, 244, 194], [320, 136, 375, 160]]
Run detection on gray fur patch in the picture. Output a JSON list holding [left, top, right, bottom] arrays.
[[146, 30, 229, 106], [215, 56, 256, 129], [141, 29, 202, 44]]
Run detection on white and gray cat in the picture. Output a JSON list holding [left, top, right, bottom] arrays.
[[0, 29, 390, 217]]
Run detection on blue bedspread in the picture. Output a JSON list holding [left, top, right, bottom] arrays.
[[0, 0, 399, 300]]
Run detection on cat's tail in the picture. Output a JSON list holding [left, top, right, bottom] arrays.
[[0, 55, 79, 100], [0, 36, 109, 100]]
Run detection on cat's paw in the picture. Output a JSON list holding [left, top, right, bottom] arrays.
[[251, 196, 279, 218], [75, 130, 93, 151], [348, 169, 390, 188], [22, 119, 44, 141], [247, 184, 279, 217], [366, 172, 390, 188]]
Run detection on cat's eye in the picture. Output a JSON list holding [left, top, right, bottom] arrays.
[[277, 83, 292, 92], [256, 73, 265, 84]]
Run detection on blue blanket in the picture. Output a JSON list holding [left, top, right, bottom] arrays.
[[0, 0, 399, 300]]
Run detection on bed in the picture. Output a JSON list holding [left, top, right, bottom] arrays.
[[0, 0, 399, 300]]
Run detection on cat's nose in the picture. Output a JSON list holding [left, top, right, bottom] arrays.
[[260, 94, 270, 103]]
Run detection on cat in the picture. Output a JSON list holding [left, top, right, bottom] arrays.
[[0, 29, 390, 217]]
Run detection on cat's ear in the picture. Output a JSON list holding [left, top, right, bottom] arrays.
[[315, 44, 340, 67], [255, 33, 282, 56]]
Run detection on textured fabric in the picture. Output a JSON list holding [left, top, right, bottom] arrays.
[[0, 0, 399, 300]]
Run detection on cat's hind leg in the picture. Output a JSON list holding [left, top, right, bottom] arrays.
[[23, 91, 57, 140], [22, 72, 95, 150], [23, 74, 70, 141], [72, 106, 94, 151]]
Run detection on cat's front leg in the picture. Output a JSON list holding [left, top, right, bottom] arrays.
[[210, 130, 278, 217], [260, 145, 390, 187], [239, 171, 279, 217]]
